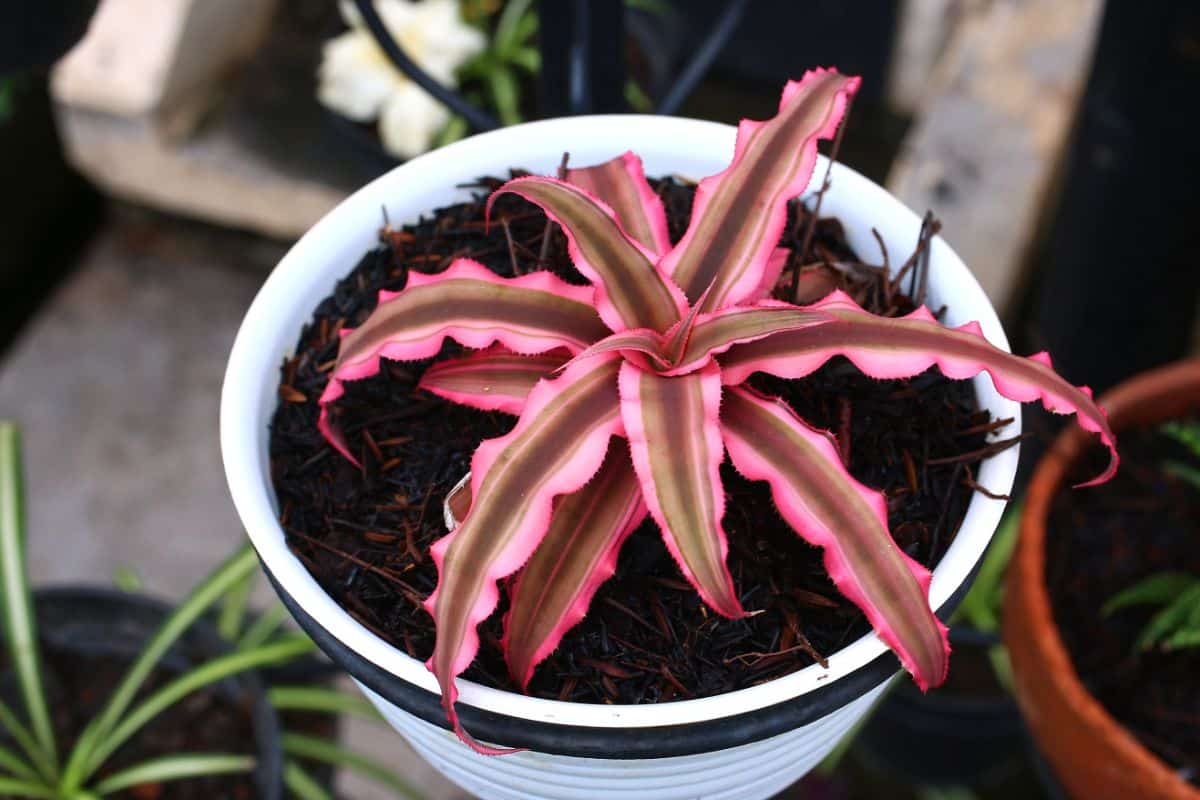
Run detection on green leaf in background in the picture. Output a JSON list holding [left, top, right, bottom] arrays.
[[435, 113, 470, 148], [0, 776, 52, 799], [0, 77, 22, 125], [59, 545, 261, 792], [91, 754, 254, 796], [0, 697, 55, 783], [283, 733, 424, 800], [218, 569, 254, 641], [1161, 420, 1200, 458], [625, 80, 653, 113], [268, 686, 383, 723], [487, 65, 522, 126], [1135, 582, 1200, 651], [112, 566, 143, 593], [0, 741, 40, 783], [80, 634, 315, 781], [1164, 460, 1200, 491], [1161, 420, 1200, 489], [952, 502, 1020, 692], [494, 0, 535, 55], [284, 760, 334, 800], [1163, 626, 1200, 651], [956, 502, 1021, 634], [507, 46, 541, 73], [236, 602, 290, 651], [0, 424, 58, 774], [1102, 572, 1197, 617]]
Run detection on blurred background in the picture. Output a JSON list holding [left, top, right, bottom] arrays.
[[0, 1, 1197, 798]]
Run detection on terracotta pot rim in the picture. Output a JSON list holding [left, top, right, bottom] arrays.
[[1007, 358, 1200, 799]]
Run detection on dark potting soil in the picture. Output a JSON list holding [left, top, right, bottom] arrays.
[[1046, 420, 1200, 784], [269, 173, 1014, 703], [20, 641, 258, 799]]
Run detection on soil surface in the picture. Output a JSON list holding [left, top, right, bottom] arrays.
[[1047, 420, 1200, 785], [269, 173, 1013, 702]]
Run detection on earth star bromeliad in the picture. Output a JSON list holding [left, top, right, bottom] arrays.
[[315, 68, 1118, 753]]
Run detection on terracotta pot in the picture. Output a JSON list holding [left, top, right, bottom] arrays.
[[1004, 358, 1200, 800]]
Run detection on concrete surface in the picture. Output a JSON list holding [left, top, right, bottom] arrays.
[[0, 207, 465, 800]]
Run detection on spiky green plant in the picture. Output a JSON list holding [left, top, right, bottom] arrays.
[[0, 423, 312, 798]]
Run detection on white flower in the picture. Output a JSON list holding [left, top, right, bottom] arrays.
[[317, 0, 486, 159]]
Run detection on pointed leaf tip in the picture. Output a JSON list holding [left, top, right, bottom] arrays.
[[418, 347, 569, 414], [426, 355, 623, 748], [566, 151, 672, 256], [619, 361, 745, 618], [317, 259, 607, 462], [491, 176, 685, 333], [720, 291, 1118, 486], [662, 68, 861, 311], [503, 441, 646, 689]]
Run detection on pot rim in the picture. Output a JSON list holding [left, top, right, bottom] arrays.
[[1006, 358, 1200, 798], [220, 113, 1020, 747]]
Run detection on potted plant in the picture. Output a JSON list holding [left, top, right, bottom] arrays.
[[0, 423, 301, 799], [0, 420, 424, 799], [1005, 358, 1200, 800], [222, 69, 1114, 798]]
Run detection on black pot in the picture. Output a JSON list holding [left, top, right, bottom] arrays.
[[25, 588, 283, 799], [852, 627, 1025, 787]]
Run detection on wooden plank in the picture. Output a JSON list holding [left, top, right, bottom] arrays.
[[886, 0, 1103, 316], [56, 106, 347, 239], [886, 0, 975, 114], [52, 0, 278, 137]]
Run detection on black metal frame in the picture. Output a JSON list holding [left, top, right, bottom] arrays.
[[351, 0, 748, 128]]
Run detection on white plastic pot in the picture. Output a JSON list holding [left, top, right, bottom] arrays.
[[221, 115, 1020, 800]]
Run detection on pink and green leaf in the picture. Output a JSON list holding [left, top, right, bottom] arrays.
[[617, 361, 745, 618], [721, 386, 949, 690], [318, 259, 607, 463], [490, 176, 685, 332], [719, 291, 1117, 485], [660, 68, 860, 311], [418, 347, 570, 414], [424, 355, 623, 753], [502, 440, 646, 689], [565, 151, 672, 256]]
